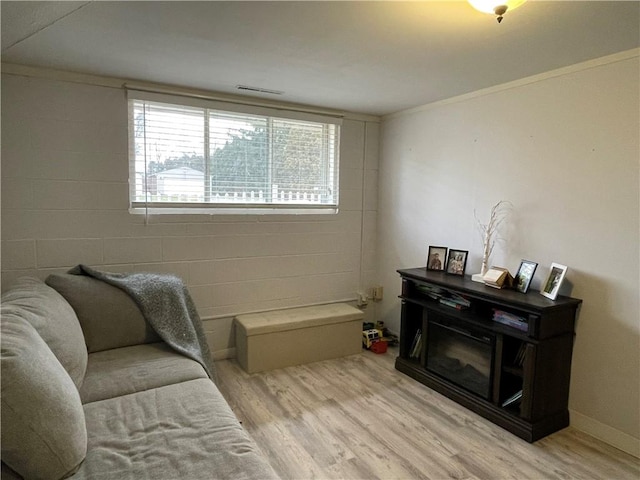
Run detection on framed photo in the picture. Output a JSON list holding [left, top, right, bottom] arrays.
[[427, 246, 447, 271], [446, 249, 468, 276], [540, 263, 568, 300], [515, 260, 538, 293]]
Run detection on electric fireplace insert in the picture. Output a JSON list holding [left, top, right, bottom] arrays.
[[425, 316, 495, 400]]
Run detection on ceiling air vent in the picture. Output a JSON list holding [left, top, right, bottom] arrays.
[[236, 85, 284, 95]]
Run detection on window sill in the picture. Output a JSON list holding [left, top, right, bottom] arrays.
[[129, 206, 339, 216]]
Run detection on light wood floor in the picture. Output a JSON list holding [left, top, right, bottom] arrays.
[[215, 348, 639, 480]]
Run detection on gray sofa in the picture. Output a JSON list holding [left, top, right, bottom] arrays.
[[1, 275, 279, 480]]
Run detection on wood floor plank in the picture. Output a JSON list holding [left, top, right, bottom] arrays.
[[215, 348, 640, 480]]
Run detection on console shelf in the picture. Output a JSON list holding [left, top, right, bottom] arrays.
[[395, 268, 582, 442]]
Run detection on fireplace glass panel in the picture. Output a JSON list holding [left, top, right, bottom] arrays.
[[426, 320, 494, 399]]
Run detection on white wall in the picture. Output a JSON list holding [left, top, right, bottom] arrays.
[[0, 72, 380, 358], [377, 51, 639, 455]]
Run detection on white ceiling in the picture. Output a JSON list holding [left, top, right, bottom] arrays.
[[2, 1, 639, 116]]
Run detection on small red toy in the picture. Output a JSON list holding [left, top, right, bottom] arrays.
[[370, 340, 388, 354]]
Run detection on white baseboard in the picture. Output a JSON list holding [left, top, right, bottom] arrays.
[[570, 409, 640, 458]]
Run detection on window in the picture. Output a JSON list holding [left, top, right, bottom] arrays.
[[127, 90, 341, 214]]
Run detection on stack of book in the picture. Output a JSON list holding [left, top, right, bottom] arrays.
[[502, 389, 523, 408], [416, 285, 471, 310], [493, 309, 528, 332], [409, 329, 422, 359], [438, 291, 471, 310], [415, 284, 444, 300]]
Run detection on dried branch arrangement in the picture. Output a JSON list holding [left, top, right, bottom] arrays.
[[475, 200, 512, 276]]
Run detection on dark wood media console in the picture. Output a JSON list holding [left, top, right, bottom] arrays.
[[395, 268, 582, 442]]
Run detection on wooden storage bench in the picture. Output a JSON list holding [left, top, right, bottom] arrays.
[[235, 303, 364, 373]]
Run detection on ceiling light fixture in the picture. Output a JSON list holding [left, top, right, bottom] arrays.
[[468, 0, 526, 23]]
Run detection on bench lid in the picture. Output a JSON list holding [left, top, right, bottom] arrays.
[[236, 303, 363, 336]]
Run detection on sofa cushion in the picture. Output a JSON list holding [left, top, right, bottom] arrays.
[[1, 462, 22, 480], [46, 273, 161, 353], [75, 379, 279, 480], [80, 343, 208, 404], [1, 314, 88, 480], [1, 277, 87, 388]]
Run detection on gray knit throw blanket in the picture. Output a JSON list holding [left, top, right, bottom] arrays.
[[69, 265, 215, 380]]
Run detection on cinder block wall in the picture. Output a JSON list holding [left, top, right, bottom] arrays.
[[1, 72, 381, 357]]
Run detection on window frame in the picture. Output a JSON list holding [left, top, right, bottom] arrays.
[[127, 90, 342, 215]]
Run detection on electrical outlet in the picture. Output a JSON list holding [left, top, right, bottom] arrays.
[[372, 285, 383, 301]]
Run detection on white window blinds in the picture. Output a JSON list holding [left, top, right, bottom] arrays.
[[127, 90, 341, 214]]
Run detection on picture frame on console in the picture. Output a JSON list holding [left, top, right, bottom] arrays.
[[515, 260, 538, 293], [540, 263, 568, 300], [427, 246, 447, 271], [446, 249, 468, 276]]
